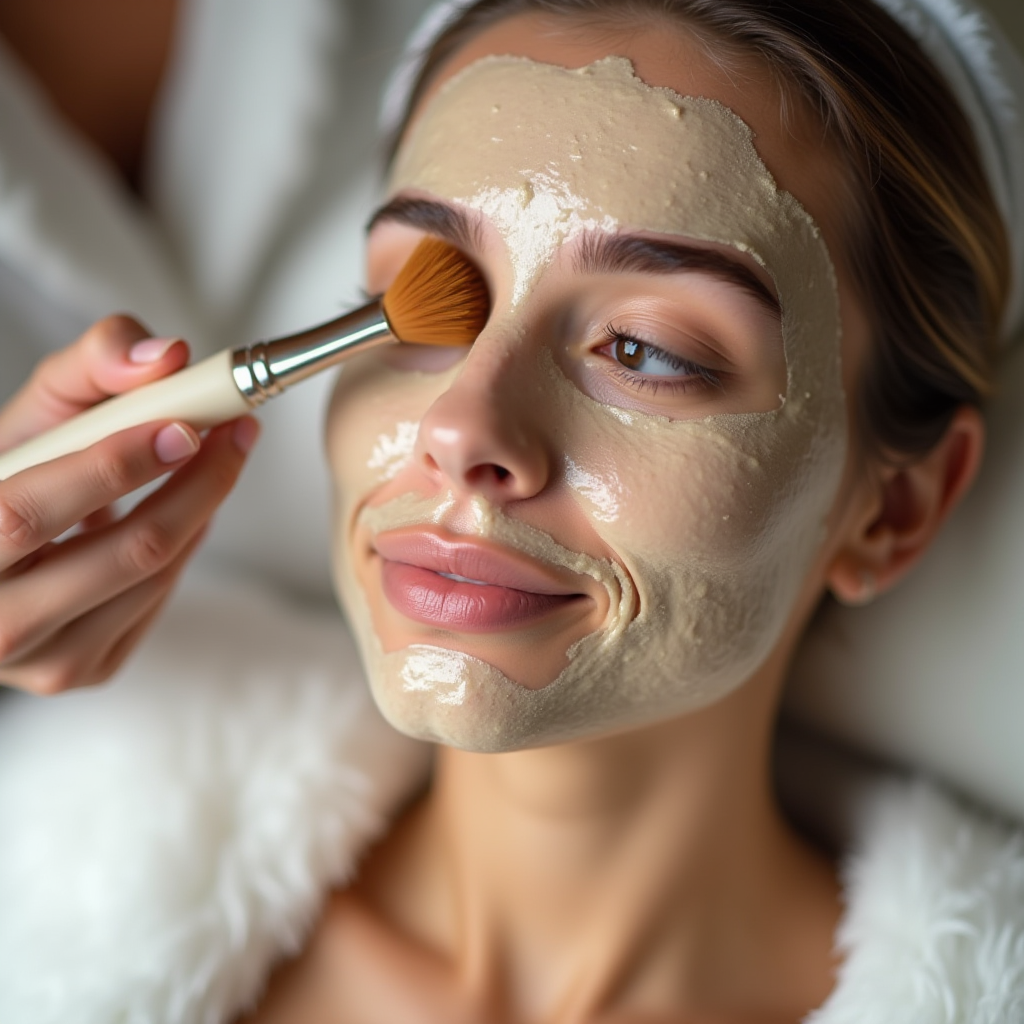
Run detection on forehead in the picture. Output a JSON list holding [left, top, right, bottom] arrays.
[[389, 51, 840, 389], [389, 54, 825, 309], [404, 11, 849, 255]]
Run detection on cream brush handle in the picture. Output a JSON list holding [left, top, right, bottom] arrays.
[[0, 350, 251, 481], [0, 301, 393, 482]]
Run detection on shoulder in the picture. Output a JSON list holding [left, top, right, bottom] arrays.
[[809, 779, 1024, 1024]]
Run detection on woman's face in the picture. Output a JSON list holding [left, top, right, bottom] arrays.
[[326, 14, 873, 751]]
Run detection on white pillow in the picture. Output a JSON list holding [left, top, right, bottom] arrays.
[[784, 341, 1024, 821]]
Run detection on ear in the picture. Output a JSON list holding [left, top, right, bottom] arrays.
[[827, 405, 985, 606]]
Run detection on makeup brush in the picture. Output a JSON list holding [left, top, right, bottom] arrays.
[[0, 238, 489, 481]]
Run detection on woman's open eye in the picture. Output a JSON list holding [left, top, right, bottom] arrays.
[[602, 326, 722, 393]]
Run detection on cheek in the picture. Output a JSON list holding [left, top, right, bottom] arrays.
[[563, 411, 801, 573], [326, 358, 453, 523], [557, 368, 842, 702]]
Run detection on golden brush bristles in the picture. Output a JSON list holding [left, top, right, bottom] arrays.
[[382, 236, 491, 347]]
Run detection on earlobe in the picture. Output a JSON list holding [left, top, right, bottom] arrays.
[[831, 567, 878, 607], [827, 405, 984, 605]]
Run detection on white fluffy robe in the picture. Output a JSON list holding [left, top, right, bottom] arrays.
[[811, 784, 1024, 1023], [1, 576, 1022, 1024], [0, 573, 431, 1024]]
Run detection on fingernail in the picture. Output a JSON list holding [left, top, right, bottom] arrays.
[[155, 423, 200, 464], [233, 417, 260, 454], [129, 337, 180, 364]]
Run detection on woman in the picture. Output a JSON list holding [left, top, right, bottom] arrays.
[[3, 0, 1024, 1021], [252, 0, 1019, 1019]]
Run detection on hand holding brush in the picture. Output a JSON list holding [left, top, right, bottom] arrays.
[[0, 238, 487, 694], [0, 238, 489, 481]]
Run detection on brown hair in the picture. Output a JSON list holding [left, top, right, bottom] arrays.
[[391, 0, 1012, 460]]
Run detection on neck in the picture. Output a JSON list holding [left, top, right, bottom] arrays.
[[363, 645, 840, 1021]]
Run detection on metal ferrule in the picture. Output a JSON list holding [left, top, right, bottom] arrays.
[[231, 299, 393, 406]]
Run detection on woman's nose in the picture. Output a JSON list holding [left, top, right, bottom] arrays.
[[415, 350, 550, 504]]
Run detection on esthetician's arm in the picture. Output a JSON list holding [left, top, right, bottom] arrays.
[[0, 315, 258, 695]]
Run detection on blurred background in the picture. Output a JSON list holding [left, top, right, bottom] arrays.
[[987, 0, 1022, 38]]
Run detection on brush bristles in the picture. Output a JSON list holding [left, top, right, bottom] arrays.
[[382, 237, 490, 347]]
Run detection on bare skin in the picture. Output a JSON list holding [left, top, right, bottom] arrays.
[[240, 12, 983, 1024]]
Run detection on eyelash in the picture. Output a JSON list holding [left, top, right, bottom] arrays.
[[602, 325, 722, 395]]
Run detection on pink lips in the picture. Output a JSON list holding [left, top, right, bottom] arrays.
[[373, 529, 587, 632]]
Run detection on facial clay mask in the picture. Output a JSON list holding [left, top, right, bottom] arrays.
[[329, 56, 846, 751]]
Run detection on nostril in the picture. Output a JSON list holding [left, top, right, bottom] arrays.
[[414, 398, 548, 500], [464, 463, 513, 488]]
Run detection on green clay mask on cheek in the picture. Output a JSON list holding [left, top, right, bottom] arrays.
[[329, 56, 846, 752]]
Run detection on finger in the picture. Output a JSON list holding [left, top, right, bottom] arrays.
[[0, 565, 170, 694], [58, 527, 204, 690], [0, 542, 56, 582], [0, 418, 257, 663], [0, 315, 190, 449], [0, 419, 201, 574], [0, 529, 203, 695], [80, 506, 117, 533]]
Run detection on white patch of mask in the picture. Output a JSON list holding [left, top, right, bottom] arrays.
[[330, 56, 847, 751], [366, 420, 420, 481]]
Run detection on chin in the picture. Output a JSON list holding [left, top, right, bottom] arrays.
[[359, 637, 751, 754], [360, 643, 558, 753]]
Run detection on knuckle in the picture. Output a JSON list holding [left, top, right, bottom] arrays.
[[90, 449, 144, 497], [0, 491, 45, 552], [85, 314, 145, 352], [122, 520, 178, 575], [98, 313, 141, 334]]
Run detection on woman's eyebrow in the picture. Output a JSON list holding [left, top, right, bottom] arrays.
[[574, 233, 781, 320], [366, 196, 484, 252]]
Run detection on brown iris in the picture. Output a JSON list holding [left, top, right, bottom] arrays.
[[615, 337, 645, 370]]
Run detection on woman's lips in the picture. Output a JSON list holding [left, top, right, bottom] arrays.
[[373, 530, 588, 633]]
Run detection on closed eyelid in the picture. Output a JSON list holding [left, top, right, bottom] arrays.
[[573, 233, 781, 321]]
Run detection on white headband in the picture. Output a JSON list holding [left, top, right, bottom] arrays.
[[381, 0, 1024, 342]]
